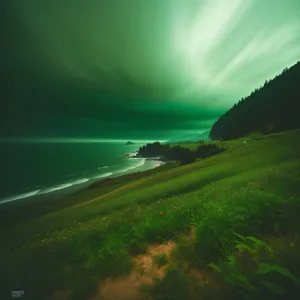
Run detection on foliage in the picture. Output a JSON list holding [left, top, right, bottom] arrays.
[[146, 264, 192, 300], [195, 143, 225, 159], [1, 130, 300, 299], [208, 234, 300, 299], [210, 61, 300, 140], [153, 254, 169, 267], [137, 141, 225, 165]]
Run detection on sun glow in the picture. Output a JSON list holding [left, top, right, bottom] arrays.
[[173, 0, 300, 97]]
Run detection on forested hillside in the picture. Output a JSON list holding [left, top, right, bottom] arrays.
[[209, 61, 300, 140]]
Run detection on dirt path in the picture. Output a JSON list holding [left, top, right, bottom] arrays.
[[50, 237, 222, 300], [90, 241, 176, 300]]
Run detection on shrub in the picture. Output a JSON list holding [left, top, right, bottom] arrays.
[[209, 234, 300, 299], [148, 264, 192, 300], [153, 254, 169, 267]]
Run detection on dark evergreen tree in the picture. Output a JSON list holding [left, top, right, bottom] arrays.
[[137, 142, 225, 165], [209, 61, 300, 140]]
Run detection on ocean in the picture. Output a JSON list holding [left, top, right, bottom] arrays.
[[0, 141, 161, 205]]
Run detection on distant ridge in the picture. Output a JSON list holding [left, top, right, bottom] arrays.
[[209, 61, 300, 140], [166, 130, 210, 144]]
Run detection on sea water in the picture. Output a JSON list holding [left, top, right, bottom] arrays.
[[0, 141, 161, 204]]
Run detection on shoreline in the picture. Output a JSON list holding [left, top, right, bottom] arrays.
[[0, 154, 167, 208], [0, 160, 177, 229]]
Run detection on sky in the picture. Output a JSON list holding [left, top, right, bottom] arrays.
[[2, 0, 300, 141]]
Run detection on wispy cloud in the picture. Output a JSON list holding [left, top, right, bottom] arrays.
[[173, 0, 300, 99], [4, 0, 300, 138]]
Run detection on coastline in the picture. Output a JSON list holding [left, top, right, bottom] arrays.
[[0, 152, 166, 208], [0, 160, 176, 229]]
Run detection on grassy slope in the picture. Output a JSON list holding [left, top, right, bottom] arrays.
[[1, 129, 300, 300], [0, 162, 178, 230]]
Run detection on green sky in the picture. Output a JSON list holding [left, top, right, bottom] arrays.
[[2, 0, 300, 140]]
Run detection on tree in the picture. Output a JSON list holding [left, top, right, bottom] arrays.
[[209, 62, 300, 140]]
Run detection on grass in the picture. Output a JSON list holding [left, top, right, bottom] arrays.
[[0, 162, 178, 230], [0, 129, 300, 299], [152, 254, 169, 267], [145, 264, 193, 300]]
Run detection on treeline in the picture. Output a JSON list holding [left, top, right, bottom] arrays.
[[137, 142, 225, 165], [209, 61, 300, 140]]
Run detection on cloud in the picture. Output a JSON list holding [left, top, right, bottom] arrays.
[[173, 0, 300, 99], [2, 0, 300, 139]]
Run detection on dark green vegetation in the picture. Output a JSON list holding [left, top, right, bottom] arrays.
[[152, 254, 169, 267], [0, 129, 300, 299], [138, 141, 225, 164], [210, 61, 300, 140]]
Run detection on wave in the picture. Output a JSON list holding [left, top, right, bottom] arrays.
[[155, 161, 165, 167], [0, 189, 41, 204], [97, 166, 109, 169], [117, 158, 146, 173], [70, 178, 89, 185], [0, 177, 91, 204], [0, 157, 161, 205], [39, 183, 73, 194], [66, 173, 77, 177], [127, 151, 138, 158], [93, 172, 113, 179], [38, 178, 89, 195]]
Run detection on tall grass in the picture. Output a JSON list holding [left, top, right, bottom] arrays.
[[0, 129, 300, 299]]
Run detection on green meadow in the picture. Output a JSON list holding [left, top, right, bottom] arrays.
[[1, 129, 300, 300]]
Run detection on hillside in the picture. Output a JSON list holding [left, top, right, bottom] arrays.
[[1, 129, 300, 300], [210, 61, 300, 140], [166, 130, 210, 144]]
